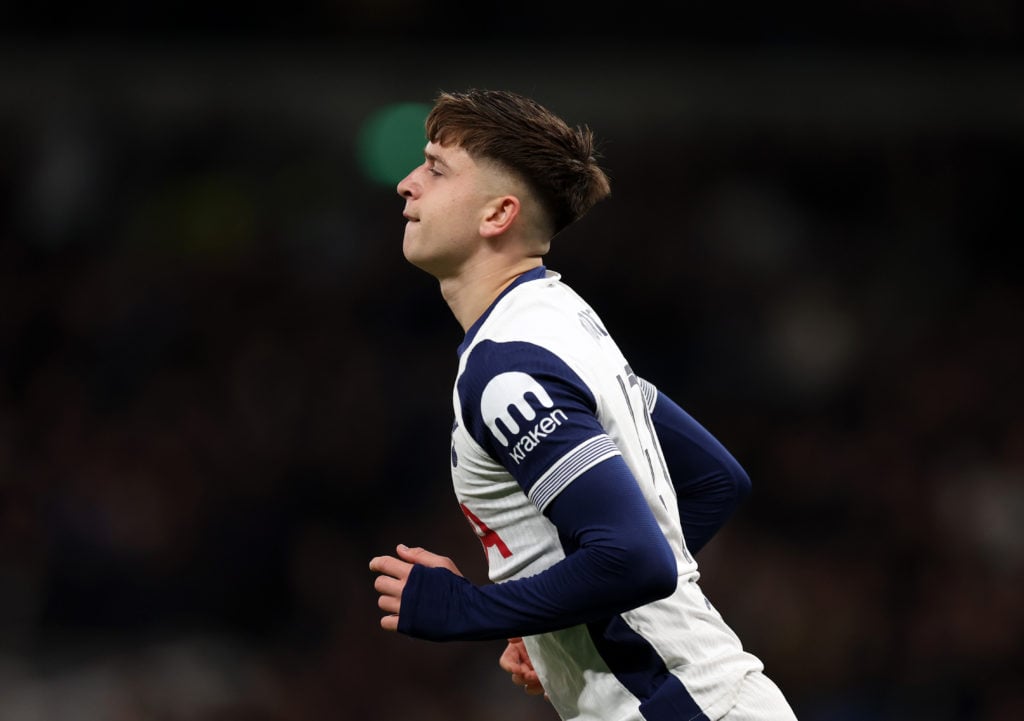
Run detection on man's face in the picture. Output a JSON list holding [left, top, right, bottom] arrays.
[[396, 141, 501, 279]]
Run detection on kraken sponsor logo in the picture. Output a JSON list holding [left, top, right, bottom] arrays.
[[508, 408, 568, 464], [480, 372, 568, 463]]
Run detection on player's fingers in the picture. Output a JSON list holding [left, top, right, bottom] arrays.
[[503, 659, 535, 681], [500, 657, 525, 676], [379, 614, 399, 632], [503, 640, 544, 695], [396, 544, 462, 575], [368, 554, 412, 580], [513, 639, 535, 670], [521, 669, 540, 684], [377, 593, 400, 615], [373, 575, 404, 598], [504, 637, 535, 671], [510, 666, 540, 684], [511, 673, 544, 694], [499, 641, 523, 674]]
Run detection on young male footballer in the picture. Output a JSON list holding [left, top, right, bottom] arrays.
[[369, 89, 798, 721]]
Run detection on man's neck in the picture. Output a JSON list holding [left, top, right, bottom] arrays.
[[440, 258, 543, 332]]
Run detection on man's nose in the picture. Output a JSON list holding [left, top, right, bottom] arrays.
[[397, 173, 415, 198]]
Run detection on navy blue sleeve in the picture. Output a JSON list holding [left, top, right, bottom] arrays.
[[396, 454, 678, 642], [651, 390, 751, 554], [458, 339, 602, 496]]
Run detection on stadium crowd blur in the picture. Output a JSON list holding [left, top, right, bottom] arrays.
[[1, 5, 1022, 720]]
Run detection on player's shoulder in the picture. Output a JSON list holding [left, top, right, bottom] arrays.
[[482, 271, 599, 346], [455, 269, 613, 394]]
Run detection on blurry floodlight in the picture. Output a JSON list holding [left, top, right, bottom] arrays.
[[356, 102, 430, 186]]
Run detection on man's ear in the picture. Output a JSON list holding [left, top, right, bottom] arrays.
[[479, 195, 520, 238]]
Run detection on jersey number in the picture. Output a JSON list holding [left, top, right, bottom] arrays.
[[616, 365, 693, 563], [615, 364, 671, 495]]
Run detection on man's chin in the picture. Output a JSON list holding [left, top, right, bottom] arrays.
[[402, 245, 437, 276], [401, 235, 420, 265]]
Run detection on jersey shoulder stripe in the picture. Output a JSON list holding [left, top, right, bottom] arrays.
[[529, 435, 621, 510]]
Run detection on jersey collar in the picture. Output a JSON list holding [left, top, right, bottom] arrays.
[[457, 265, 548, 357]]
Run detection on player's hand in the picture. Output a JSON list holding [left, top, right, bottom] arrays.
[[500, 637, 546, 697], [369, 544, 463, 631]]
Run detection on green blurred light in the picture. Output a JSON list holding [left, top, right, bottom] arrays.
[[356, 102, 430, 186]]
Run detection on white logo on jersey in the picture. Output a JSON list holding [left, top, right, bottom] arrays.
[[480, 372, 555, 447], [508, 408, 567, 464]]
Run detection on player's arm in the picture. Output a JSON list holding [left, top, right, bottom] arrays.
[[383, 340, 677, 642], [640, 378, 751, 554], [395, 453, 677, 641]]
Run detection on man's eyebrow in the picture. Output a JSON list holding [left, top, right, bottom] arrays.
[[424, 151, 451, 168]]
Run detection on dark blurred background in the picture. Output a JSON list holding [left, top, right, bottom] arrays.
[[1, 4, 1022, 720]]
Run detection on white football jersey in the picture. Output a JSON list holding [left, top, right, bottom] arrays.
[[450, 268, 765, 721]]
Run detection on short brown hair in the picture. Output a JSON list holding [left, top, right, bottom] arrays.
[[425, 89, 611, 236]]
